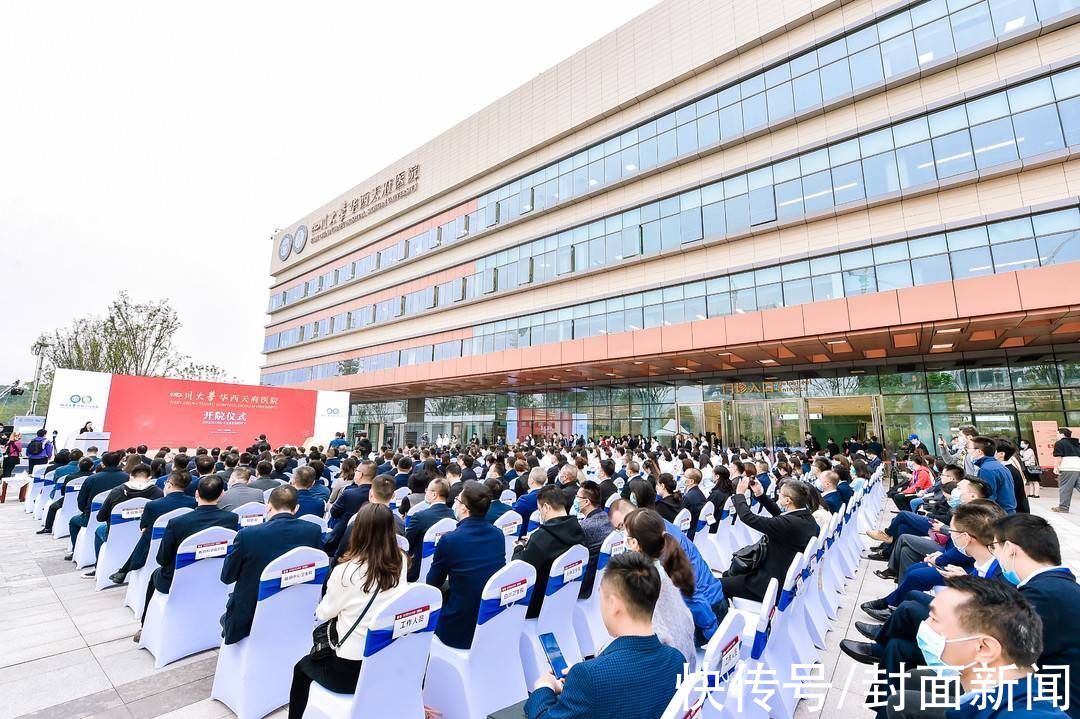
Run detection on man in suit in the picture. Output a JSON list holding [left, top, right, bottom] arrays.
[[156, 454, 189, 490], [596, 459, 620, 506], [135, 475, 238, 640], [575, 481, 613, 599], [328, 460, 375, 527], [250, 459, 285, 490], [66, 451, 129, 559], [681, 468, 707, 539], [425, 481, 505, 649], [219, 485, 325, 645], [719, 476, 819, 602], [884, 576, 1068, 719], [217, 467, 264, 512], [820, 470, 843, 513], [404, 478, 455, 581], [512, 485, 587, 619], [511, 468, 546, 538], [556, 464, 579, 512], [216, 453, 240, 484], [290, 466, 327, 518], [483, 477, 513, 524], [109, 470, 197, 585], [393, 456, 413, 490], [524, 552, 685, 719]]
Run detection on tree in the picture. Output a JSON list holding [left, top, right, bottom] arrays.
[[34, 291, 234, 382]]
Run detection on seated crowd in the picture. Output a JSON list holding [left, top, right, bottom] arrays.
[[17, 427, 1078, 719]]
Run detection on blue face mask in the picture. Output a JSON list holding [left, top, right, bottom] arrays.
[[570, 499, 582, 517], [916, 621, 981, 675], [1002, 569, 1021, 586]]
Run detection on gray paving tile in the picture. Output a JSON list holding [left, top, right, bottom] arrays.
[[124, 677, 214, 719], [13, 690, 125, 719], [0, 662, 114, 719], [114, 656, 219, 704]]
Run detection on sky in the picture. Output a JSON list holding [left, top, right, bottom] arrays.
[[0, 0, 658, 385]]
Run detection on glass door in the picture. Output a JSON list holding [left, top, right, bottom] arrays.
[[768, 400, 803, 451], [727, 401, 768, 451]]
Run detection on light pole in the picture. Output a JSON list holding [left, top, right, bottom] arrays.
[[28, 339, 47, 415]]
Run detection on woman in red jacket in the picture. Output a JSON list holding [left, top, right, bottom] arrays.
[[892, 454, 934, 511]]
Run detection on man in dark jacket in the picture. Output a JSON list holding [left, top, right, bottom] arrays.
[[66, 451, 129, 558], [404, 478, 455, 581], [425, 481, 505, 649], [109, 470, 197, 585], [719, 476, 819, 602], [90, 464, 163, 571], [219, 485, 324, 644], [681, 468, 707, 539], [512, 468, 546, 539], [40, 457, 92, 534], [136, 475, 238, 638], [512, 485, 587, 618]]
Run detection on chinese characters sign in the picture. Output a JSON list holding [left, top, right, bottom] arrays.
[[308, 164, 421, 245]]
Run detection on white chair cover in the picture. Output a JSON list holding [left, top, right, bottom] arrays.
[[125, 507, 193, 613], [33, 470, 57, 520], [390, 486, 409, 512], [211, 546, 330, 719], [396, 534, 409, 554], [96, 497, 152, 590], [304, 584, 442, 719], [423, 561, 537, 719], [52, 477, 85, 539], [24, 466, 48, 513], [667, 611, 746, 719], [526, 510, 541, 537], [672, 507, 692, 536], [418, 518, 458, 583], [573, 531, 625, 657], [232, 501, 267, 529], [693, 501, 726, 573], [262, 488, 274, 503], [299, 513, 330, 543], [519, 543, 589, 687], [140, 526, 237, 668], [499, 489, 516, 503], [72, 490, 112, 568], [493, 511, 522, 563]]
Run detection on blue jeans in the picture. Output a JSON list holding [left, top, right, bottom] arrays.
[[885, 563, 944, 606], [885, 511, 930, 540], [94, 523, 109, 560], [69, 514, 88, 551]]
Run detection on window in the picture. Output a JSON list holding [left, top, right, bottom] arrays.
[[881, 32, 918, 77], [914, 17, 955, 65], [1011, 105, 1065, 158], [793, 71, 822, 112], [863, 151, 900, 197], [911, 255, 953, 284], [876, 260, 914, 289], [849, 45, 885, 90], [950, 2, 995, 52], [897, 141, 936, 188], [820, 59, 852, 102], [932, 130, 976, 177], [970, 117, 1019, 168]]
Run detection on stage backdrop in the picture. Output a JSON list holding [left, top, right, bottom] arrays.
[[46, 369, 348, 450]]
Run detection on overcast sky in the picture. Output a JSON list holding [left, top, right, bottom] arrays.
[[0, 1, 657, 385]]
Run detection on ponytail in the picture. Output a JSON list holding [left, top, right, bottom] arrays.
[[660, 534, 695, 599]]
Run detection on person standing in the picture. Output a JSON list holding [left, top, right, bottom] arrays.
[[2, 432, 22, 478], [1051, 427, 1080, 513], [26, 429, 53, 474]]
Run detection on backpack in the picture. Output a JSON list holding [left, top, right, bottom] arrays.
[[27, 438, 44, 455]]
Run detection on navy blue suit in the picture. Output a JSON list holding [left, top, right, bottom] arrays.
[[485, 500, 513, 524], [836, 480, 853, 507], [512, 489, 540, 538], [524, 634, 684, 719], [153, 505, 239, 593], [946, 679, 1069, 718], [294, 488, 325, 519], [425, 516, 506, 649], [404, 502, 455, 581], [329, 484, 369, 528], [219, 513, 325, 645], [1021, 568, 1080, 718], [393, 472, 410, 489], [128, 492, 196, 571], [822, 490, 842, 514]]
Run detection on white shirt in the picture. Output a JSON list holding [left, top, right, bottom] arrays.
[[317, 556, 409, 660], [1017, 565, 1071, 588]]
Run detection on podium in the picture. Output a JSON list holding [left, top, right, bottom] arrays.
[[73, 432, 111, 453]]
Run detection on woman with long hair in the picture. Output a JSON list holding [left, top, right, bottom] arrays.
[[288, 504, 407, 718], [622, 508, 697, 667]]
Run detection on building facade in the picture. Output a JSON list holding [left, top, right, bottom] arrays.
[[263, 0, 1080, 458]]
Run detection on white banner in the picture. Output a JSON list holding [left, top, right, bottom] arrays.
[[46, 369, 112, 449], [313, 390, 350, 447]]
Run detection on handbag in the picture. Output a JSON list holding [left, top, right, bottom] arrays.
[[310, 586, 380, 660], [726, 535, 769, 576]]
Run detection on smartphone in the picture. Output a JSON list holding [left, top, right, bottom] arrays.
[[538, 632, 569, 678]]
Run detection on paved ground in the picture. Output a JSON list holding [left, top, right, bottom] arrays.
[[1, 492, 1077, 719]]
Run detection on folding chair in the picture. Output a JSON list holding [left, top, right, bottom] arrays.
[[125, 507, 193, 614], [96, 498, 151, 590], [52, 477, 85, 539], [418, 518, 458, 582], [303, 584, 442, 719], [423, 562, 536, 719], [519, 544, 588, 687], [693, 501, 726, 573], [718, 579, 778, 719], [299, 513, 330, 543], [526, 510, 541, 537], [390, 487, 409, 512], [499, 489, 516, 503], [211, 547, 330, 719], [72, 490, 111, 568], [404, 501, 431, 531], [23, 465, 48, 511], [573, 531, 624, 657], [492, 510, 521, 563], [233, 501, 267, 529], [33, 471, 56, 520], [668, 611, 746, 719], [140, 526, 237, 668], [672, 508, 693, 536]]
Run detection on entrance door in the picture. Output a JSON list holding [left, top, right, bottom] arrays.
[[806, 396, 881, 449]]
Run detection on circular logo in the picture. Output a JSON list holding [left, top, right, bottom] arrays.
[[293, 225, 308, 254], [325, 408, 340, 416], [69, 394, 92, 404], [278, 235, 292, 262]]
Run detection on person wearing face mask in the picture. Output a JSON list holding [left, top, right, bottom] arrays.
[[424, 481, 505, 650], [403, 478, 455, 582], [969, 436, 1017, 514], [574, 481, 613, 600], [868, 466, 967, 555], [989, 514, 1080, 718], [1018, 438, 1041, 499], [847, 501, 1005, 654], [885, 575, 1067, 719], [892, 455, 935, 512], [512, 485, 587, 619], [719, 476, 819, 602]]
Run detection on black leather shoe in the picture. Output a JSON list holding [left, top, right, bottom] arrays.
[[866, 551, 888, 561], [109, 571, 127, 585], [36, 528, 50, 535], [840, 639, 881, 665], [63, 553, 73, 561], [861, 598, 888, 612], [855, 621, 882, 640], [863, 606, 893, 622], [874, 568, 898, 580]]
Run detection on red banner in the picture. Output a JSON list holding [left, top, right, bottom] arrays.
[[102, 374, 318, 449]]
